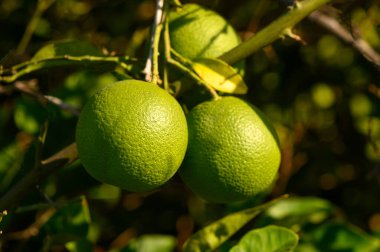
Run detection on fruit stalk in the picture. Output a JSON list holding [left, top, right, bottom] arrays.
[[219, 0, 333, 65], [308, 10, 380, 66], [143, 0, 165, 83], [167, 50, 220, 99]]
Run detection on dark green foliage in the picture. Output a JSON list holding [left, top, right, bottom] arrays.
[[1, 0, 380, 251]]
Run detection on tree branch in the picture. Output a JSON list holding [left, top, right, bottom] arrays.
[[308, 10, 380, 68], [219, 0, 332, 65], [143, 0, 165, 83], [0, 55, 136, 83], [13, 80, 81, 116], [0, 143, 78, 212]]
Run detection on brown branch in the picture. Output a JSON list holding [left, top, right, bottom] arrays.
[[0, 143, 78, 212], [13, 80, 81, 116], [3, 208, 56, 240], [309, 10, 380, 67]]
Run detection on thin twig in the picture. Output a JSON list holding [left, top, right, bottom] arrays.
[[0, 143, 78, 212], [219, 0, 332, 65], [0, 55, 136, 83], [13, 80, 81, 116], [17, 0, 55, 55], [44, 96, 81, 116], [309, 10, 380, 68], [3, 208, 56, 240], [162, 15, 172, 92], [152, 22, 164, 84], [143, 0, 165, 83], [167, 55, 220, 100]]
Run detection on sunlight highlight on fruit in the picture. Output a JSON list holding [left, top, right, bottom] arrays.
[[180, 97, 281, 203], [76, 80, 188, 192]]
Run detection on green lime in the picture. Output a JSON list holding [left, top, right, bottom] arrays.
[[180, 97, 281, 203], [168, 3, 245, 73], [76, 80, 188, 192], [169, 4, 240, 59]]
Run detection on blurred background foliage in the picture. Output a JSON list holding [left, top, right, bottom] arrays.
[[1, 0, 380, 251]]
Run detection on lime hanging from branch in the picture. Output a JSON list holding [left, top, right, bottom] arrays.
[[76, 80, 188, 192]]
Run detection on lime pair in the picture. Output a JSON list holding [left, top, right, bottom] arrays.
[[76, 4, 281, 203]]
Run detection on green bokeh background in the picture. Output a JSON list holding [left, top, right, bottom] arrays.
[[1, 0, 380, 251]]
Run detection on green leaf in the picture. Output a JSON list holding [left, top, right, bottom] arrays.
[[41, 196, 91, 244], [183, 196, 287, 252], [55, 71, 117, 110], [262, 197, 335, 225], [191, 58, 248, 94], [32, 40, 102, 60], [230, 225, 299, 252], [300, 222, 380, 252], [0, 141, 26, 192], [29, 40, 114, 71], [14, 97, 48, 134], [122, 235, 177, 252], [0, 41, 120, 83], [65, 238, 93, 252]]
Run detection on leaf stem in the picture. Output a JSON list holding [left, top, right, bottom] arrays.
[[0, 55, 136, 83], [219, 0, 332, 65], [152, 22, 164, 84], [167, 54, 219, 100]]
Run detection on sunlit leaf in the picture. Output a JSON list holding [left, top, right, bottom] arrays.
[[55, 71, 117, 109], [263, 197, 335, 224], [183, 196, 287, 252], [2, 41, 116, 82], [0, 141, 27, 192], [191, 58, 248, 94], [88, 183, 121, 202], [14, 97, 48, 134], [300, 222, 380, 252], [32, 40, 102, 61], [41, 196, 91, 244], [65, 238, 93, 252], [229, 225, 299, 252], [122, 235, 177, 252]]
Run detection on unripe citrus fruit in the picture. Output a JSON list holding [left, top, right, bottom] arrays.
[[168, 4, 244, 72], [180, 97, 281, 203], [169, 4, 241, 60], [76, 80, 188, 192]]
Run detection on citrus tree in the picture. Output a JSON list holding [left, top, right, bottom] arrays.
[[1, 0, 380, 251]]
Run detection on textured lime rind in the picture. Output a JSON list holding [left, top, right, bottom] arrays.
[[76, 80, 188, 192], [168, 4, 244, 72], [180, 97, 281, 203], [169, 4, 241, 59]]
